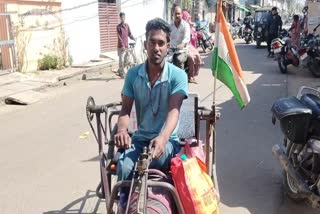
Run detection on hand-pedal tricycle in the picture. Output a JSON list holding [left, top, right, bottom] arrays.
[[85, 93, 220, 213]]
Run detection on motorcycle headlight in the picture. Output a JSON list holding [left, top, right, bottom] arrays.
[[258, 27, 262, 32]]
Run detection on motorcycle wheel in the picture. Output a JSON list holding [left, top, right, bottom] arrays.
[[283, 140, 305, 202], [308, 58, 320, 77], [278, 55, 288, 74]]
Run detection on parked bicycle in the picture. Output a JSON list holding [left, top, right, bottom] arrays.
[[122, 42, 139, 75]]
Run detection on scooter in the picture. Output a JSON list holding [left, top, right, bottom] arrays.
[[272, 31, 309, 74]]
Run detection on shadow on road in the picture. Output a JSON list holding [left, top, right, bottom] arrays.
[[43, 190, 104, 214]]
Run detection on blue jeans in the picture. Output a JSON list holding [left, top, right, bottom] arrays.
[[116, 137, 180, 181], [116, 137, 180, 208]]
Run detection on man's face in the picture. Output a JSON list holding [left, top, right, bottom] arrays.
[[174, 8, 182, 22], [120, 15, 125, 23], [272, 10, 276, 15], [144, 29, 169, 65]]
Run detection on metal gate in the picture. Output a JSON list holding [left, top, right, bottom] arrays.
[[98, 2, 118, 52], [0, 4, 16, 71]]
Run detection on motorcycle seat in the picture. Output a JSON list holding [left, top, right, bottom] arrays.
[[300, 94, 320, 117]]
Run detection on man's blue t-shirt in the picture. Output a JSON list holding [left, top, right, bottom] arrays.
[[121, 62, 188, 142]]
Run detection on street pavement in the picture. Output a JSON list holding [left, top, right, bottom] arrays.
[[0, 40, 320, 214]]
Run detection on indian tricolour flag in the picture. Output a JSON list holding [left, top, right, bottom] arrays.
[[212, 0, 250, 109]]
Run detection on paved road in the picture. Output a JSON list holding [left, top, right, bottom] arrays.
[[0, 41, 319, 214]]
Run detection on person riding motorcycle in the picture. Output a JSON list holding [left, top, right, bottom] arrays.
[[170, 6, 190, 69], [243, 12, 253, 31]]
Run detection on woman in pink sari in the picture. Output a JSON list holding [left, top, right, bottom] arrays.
[[289, 15, 301, 48], [182, 9, 203, 84]]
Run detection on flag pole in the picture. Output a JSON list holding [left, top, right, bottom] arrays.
[[210, 0, 222, 202], [213, 0, 222, 106]]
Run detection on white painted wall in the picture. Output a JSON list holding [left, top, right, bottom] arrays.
[[61, 0, 100, 65], [121, 0, 166, 62]]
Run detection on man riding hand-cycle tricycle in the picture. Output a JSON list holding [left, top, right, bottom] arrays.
[[86, 18, 220, 214]]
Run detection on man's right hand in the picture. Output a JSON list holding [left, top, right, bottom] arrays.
[[114, 129, 131, 149]]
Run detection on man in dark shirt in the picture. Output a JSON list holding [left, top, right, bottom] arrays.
[[117, 12, 135, 78], [267, 7, 282, 57]]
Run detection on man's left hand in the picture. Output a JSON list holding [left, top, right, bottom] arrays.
[[149, 135, 168, 159]]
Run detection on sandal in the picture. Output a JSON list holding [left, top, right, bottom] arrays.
[[188, 78, 198, 84]]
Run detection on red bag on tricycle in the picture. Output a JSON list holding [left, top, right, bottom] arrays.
[[171, 156, 219, 214]]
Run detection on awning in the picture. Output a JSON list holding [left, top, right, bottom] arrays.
[[234, 3, 250, 12]]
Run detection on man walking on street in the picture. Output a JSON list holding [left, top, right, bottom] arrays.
[[267, 7, 282, 58], [170, 6, 190, 69], [117, 12, 136, 78]]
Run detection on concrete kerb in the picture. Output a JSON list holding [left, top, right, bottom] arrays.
[[0, 60, 118, 105]]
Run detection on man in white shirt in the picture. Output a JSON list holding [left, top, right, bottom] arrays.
[[170, 6, 190, 69]]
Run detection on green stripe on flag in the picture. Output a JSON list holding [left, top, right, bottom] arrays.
[[211, 50, 245, 108]]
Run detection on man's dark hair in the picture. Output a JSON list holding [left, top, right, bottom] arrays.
[[272, 7, 277, 12], [145, 18, 171, 42], [119, 12, 125, 17], [293, 14, 299, 21]]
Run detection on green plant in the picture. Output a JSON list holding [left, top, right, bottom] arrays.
[[38, 54, 58, 70]]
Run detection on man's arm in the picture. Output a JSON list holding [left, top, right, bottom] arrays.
[[115, 68, 135, 148], [115, 95, 134, 149], [128, 25, 135, 41], [117, 95, 134, 132]]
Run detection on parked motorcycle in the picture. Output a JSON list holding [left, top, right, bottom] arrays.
[[306, 24, 320, 77], [272, 31, 309, 74], [272, 86, 320, 208], [272, 26, 319, 76], [243, 27, 253, 44], [271, 29, 289, 59]]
